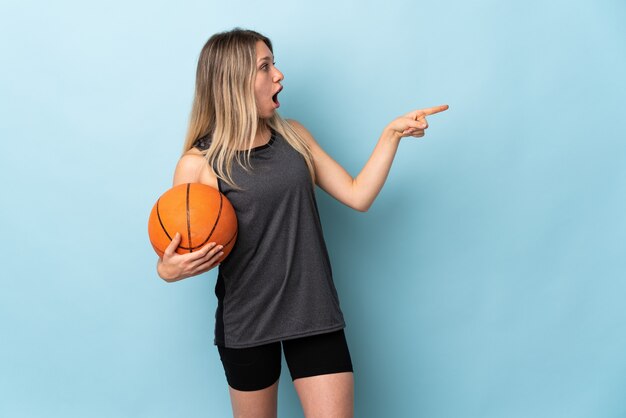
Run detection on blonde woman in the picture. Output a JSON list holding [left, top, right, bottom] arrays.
[[157, 28, 448, 418]]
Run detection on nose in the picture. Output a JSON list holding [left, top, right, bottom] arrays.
[[273, 67, 284, 83]]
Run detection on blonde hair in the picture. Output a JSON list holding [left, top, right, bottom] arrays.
[[182, 28, 315, 189]]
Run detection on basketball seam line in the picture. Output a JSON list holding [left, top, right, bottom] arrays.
[[178, 190, 227, 251], [224, 230, 237, 247], [156, 198, 173, 241]]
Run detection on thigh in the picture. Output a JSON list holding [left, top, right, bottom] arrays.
[[228, 380, 279, 418], [217, 342, 282, 418], [293, 372, 354, 418], [282, 329, 353, 381], [283, 330, 354, 417], [217, 342, 282, 391]]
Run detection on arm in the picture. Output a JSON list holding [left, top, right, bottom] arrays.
[[289, 104, 448, 212], [156, 152, 223, 282]]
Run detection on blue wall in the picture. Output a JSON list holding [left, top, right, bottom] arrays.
[[1, 0, 625, 416]]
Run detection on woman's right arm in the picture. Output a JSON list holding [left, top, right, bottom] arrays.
[[156, 152, 223, 283]]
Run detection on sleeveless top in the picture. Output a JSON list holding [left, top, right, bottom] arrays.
[[194, 130, 345, 348]]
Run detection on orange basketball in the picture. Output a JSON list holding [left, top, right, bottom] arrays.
[[148, 183, 237, 260]]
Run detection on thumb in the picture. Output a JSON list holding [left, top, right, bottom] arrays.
[[397, 118, 425, 133], [163, 232, 182, 258]]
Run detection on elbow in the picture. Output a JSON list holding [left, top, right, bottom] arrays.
[[347, 180, 372, 212], [349, 200, 371, 212]]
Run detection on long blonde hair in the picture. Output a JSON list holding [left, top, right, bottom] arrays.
[[182, 28, 315, 188]]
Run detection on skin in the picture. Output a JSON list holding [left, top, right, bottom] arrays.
[[254, 42, 284, 120], [157, 40, 448, 416]]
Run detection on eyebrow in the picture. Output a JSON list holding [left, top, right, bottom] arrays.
[[257, 55, 274, 63]]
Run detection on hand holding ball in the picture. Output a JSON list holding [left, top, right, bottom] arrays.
[[148, 183, 237, 261]]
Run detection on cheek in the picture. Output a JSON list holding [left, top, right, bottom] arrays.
[[255, 75, 271, 94], [254, 81, 264, 102]]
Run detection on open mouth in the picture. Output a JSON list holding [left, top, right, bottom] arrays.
[[272, 87, 282, 107]]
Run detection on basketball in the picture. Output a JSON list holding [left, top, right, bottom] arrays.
[[148, 183, 238, 260]]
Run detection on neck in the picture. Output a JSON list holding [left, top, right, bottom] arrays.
[[254, 122, 271, 144]]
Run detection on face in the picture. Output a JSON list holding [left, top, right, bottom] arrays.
[[254, 41, 284, 119]]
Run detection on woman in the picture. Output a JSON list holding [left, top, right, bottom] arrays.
[[157, 28, 447, 418]]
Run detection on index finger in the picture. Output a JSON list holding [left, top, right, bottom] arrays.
[[416, 104, 449, 118]]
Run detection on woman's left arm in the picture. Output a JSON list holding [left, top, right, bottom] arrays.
[[289, 104, 448, 212]]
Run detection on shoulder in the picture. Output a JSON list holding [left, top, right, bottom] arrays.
[[173, 148, 219, 189], [286, 119, 318, 146], [286, 118, 309, 136], [286, 118, 327, 155], [175, 148, 205, 177]]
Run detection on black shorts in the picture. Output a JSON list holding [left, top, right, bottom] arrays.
[[217, 329, 353, 391]]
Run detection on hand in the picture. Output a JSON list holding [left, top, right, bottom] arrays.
[[386, 104, 449, 139], [157, 232, 224, 282]]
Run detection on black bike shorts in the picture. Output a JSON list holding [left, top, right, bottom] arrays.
[[217, 329, 353, 392]]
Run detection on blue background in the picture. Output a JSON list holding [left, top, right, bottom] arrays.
[[2, 0, 625, 416]]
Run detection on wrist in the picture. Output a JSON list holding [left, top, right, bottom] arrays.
[[382, 127, 402, 145], [157, 259, 177, 282]]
